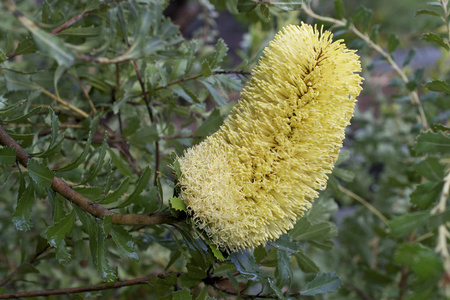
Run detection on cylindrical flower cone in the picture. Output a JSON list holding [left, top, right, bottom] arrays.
[[178, 23, 363, 252]]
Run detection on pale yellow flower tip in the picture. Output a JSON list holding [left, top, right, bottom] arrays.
[[178, 23, 363, 252]]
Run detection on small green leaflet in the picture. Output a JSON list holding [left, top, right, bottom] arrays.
[[172, 290, 192, 300], [56, 115, 98, 172], [102, 214, 113, 236], [45, 210, 76, 264], [110, 225, 139, 262], [268, 278, 287, 300], [208, 242, 225, 261], [89, 223, 117, 282], [200, 80, 228, 107], [99, 177, 130, 204], [300, 272, 342, 296], [3, 106, 42, 123], [201, 60, 212, 78], [115, 166, 151, 208], [422, 33, 449, 50], [389, 211, 429, 238], [31, 27, 75, 67], [27, 159, 54, 189], [411, 181, 443, 209], [414, 131, 450, 155], [4, 70, 35, 91], [12, 184, 35, 231], [169, 196, 187, 212], [395, 244, 443, 281], [208, 38, 228, 68], [82, 132, 108, 183], [195, 109, 224, 136], [424, 80, 450, 94], [294, 248, 320, 273]]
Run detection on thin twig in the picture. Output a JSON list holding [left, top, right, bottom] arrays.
[[131, 60, 160, 186], [73, 74, 96, 113], [34, 83, 90, 119], [50, 2, 109, 34], [338, 185, 390, 227], [398, 231, 415, 300], [0, 124, 180, 226], [0, 272, 180, 299], [301, 3, 429, 130], [0, 245, 50, 287]]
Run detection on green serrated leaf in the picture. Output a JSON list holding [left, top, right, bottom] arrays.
[[395, 244, 443, 281], [291, 221, 337, 241], [31, 27, 75, 67], [12, 184, 35, 231], [201, 60, 212, 78], [414, 157, 445, 181], [82, 132, 108, 183], [170, 84, 200, 104], [422, 33, 449, 50], [89, 222, 117, 282], [0, 50, 7, 63], [268, 278, 286, 299], [387, 34, 400, 53], [7, 132, 34, 148], [300, 272, 342, 296], [102, 214, 113, 236], [14, 38, 38, 56], [195, 109, 224, 136], [307, 239, 335, 251], [172, 289, 192, 300], [411, 181, 443, 209], [389, 211, 429, 238], [294, 248, 320, 273], [4, 107, 42, 123], [268, 234, 299, 254], [4, 70, 36, 91], [0, 99, 26, 117], [0, 147, 17, 165], [115, 166, 151, 208], [276, 250, 292, 288], [208, 38, 228, 68], [208, 243, 225, 261], [428, 209, 450, 230], [424, 80, 450, 93], [110, 225, 139, 261], [45, 210, 76, 264], [169, 196, 187, 212], [57, 116, 98, 172], [230, 251, 261, 281], [415, 9, 442, 17], [27, 159, 54, 188], [57, 26, 103, 37], [200, 80, 228, 106], [413, 131, 450, 154], [100, 177, 130, 204]]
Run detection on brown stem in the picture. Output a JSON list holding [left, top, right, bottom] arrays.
[[0, 124, 180, 226], [398, 231, 415, 300], [0, 272, 180, 299], [50, 2, 109, 34]]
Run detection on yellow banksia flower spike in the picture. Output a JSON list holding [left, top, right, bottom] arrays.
[[177, 23, 363, 253]]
